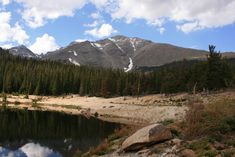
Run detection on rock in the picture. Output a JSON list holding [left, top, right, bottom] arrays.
[[137, 149, 151, 155], [213, 142, 225, 150], [180, 149, 196, 157], [121, 123, 172, 151], [171, 139, 182, 147]]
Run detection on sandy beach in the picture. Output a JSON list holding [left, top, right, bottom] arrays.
[[2, 90, 235, 125]]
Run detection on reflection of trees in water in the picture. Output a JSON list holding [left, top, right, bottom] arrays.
[[0, 108, 119, 154]]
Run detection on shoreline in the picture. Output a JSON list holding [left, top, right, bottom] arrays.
[[0, 93, 190, 125], [2, 90, 234, 125]]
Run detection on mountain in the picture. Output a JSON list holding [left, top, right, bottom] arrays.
[[9, 45, 37, 58], [43, 35, 152, 71], [6, 35, 235, 71]]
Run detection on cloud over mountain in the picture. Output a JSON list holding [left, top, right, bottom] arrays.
[[29, 34, 59, 55], [85, 23, 117, 38]]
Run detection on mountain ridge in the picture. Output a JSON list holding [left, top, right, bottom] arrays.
[[3, 35, 235, 71]]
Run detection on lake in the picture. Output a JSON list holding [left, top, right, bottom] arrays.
[[0, 108, 120, 157]]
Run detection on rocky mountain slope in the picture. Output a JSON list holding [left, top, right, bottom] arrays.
[[9, 45, 37, 58], [5, 35, 235, 71], [44, 35, 152, 71]]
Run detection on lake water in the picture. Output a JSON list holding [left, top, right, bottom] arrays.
[[0, 108, 120, 157]]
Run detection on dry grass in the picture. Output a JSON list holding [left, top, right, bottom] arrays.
[[80, 125, 138, 157], [184, 99, 235, 140], [108, 125, 138, 141], [88, 139, 110, 156]]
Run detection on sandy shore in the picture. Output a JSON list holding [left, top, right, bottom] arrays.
[[2, 90, 235, 125]]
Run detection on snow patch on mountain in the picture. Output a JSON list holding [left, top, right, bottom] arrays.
[[68, 50, 78, 56], [90, 42, 96, 48], [109, 38, 125, 53], [73, 51, 77, 56], [90, 42, 104, 50], [69, 58, 80, 66], [130, 38, 136, 51], [94, 43, 103, 50], [12, 48, 18, 52], [124, 58, 133, 72]]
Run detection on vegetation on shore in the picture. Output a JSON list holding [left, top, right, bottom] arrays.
[[79, 98, 235, 157], [180, 99, 235, 157]]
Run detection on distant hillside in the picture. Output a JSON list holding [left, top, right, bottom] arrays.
[[3, 35, 235, 71]]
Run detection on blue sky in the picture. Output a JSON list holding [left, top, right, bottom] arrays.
[[0, 0, 235, 54]]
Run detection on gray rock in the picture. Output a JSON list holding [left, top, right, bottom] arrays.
[[9, 45, 37, 58], [121, 123, 173, 152]]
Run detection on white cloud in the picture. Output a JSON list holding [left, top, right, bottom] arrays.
[[0, 0, 10, 5], [85, 23, 117, 38], [15, 0, 87, 28], [0, 12, 29, 44], [20, 143, 57, 157], [10, 0, 235, 33], [1, 143, 61, 157], [84, 20, 99, 27], [84, 11, 105, 28], [90, 0, 109, 9], [29, 34, 59, 54], [159, 27, 165, 35], [177, 22, 202, 33], [75, 38, 87, 42], [104, 0, 235, 33], [0, 43, 13, 49], [90, 12, 102, 19]]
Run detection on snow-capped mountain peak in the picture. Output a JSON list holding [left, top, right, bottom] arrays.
[[5, 35, 235, 71]]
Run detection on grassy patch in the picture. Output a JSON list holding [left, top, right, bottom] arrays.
[[184, 99, 235, 139], [182, 99, 235, 156], [79, 125, 137, 157], [14, 101, 20, 106], [162, 119, 174, 126], [49, 104, 81, 110]]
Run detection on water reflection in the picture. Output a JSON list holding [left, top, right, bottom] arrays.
[[0, 143, 62, 157], [0, 108, 120, 157]]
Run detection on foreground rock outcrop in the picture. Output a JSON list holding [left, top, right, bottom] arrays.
[[121, 123, 173, 152]]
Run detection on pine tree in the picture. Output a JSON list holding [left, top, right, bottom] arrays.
[[206, 45, 232, 90]]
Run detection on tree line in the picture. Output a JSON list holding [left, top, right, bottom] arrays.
[[0, 45, 234, 97]]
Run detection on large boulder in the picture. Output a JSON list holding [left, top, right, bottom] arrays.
[[121, 123, 172, 151]]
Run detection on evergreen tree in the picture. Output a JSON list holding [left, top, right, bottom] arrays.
[[0, 47, 234, 97], [206, 45, 232, 90]]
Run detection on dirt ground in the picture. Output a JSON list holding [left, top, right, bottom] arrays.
[[2, 90, 235, 125]]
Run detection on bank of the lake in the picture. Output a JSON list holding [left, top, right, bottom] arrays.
[[1, 93, 191, 126], [1, 90, 235, 157]]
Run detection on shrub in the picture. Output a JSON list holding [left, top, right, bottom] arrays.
[[184, 99, 235, 139], [203, 150, 218, 157], [14, 101, 20, 106], [31, 99, 39, 108], [162, 119, 174, 125], [89, 139, 110, 155], [24, 94, 29, 99], [12, 92, 19, 96], [94, 112, 99, 117], [1, 93, 8, 108]]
